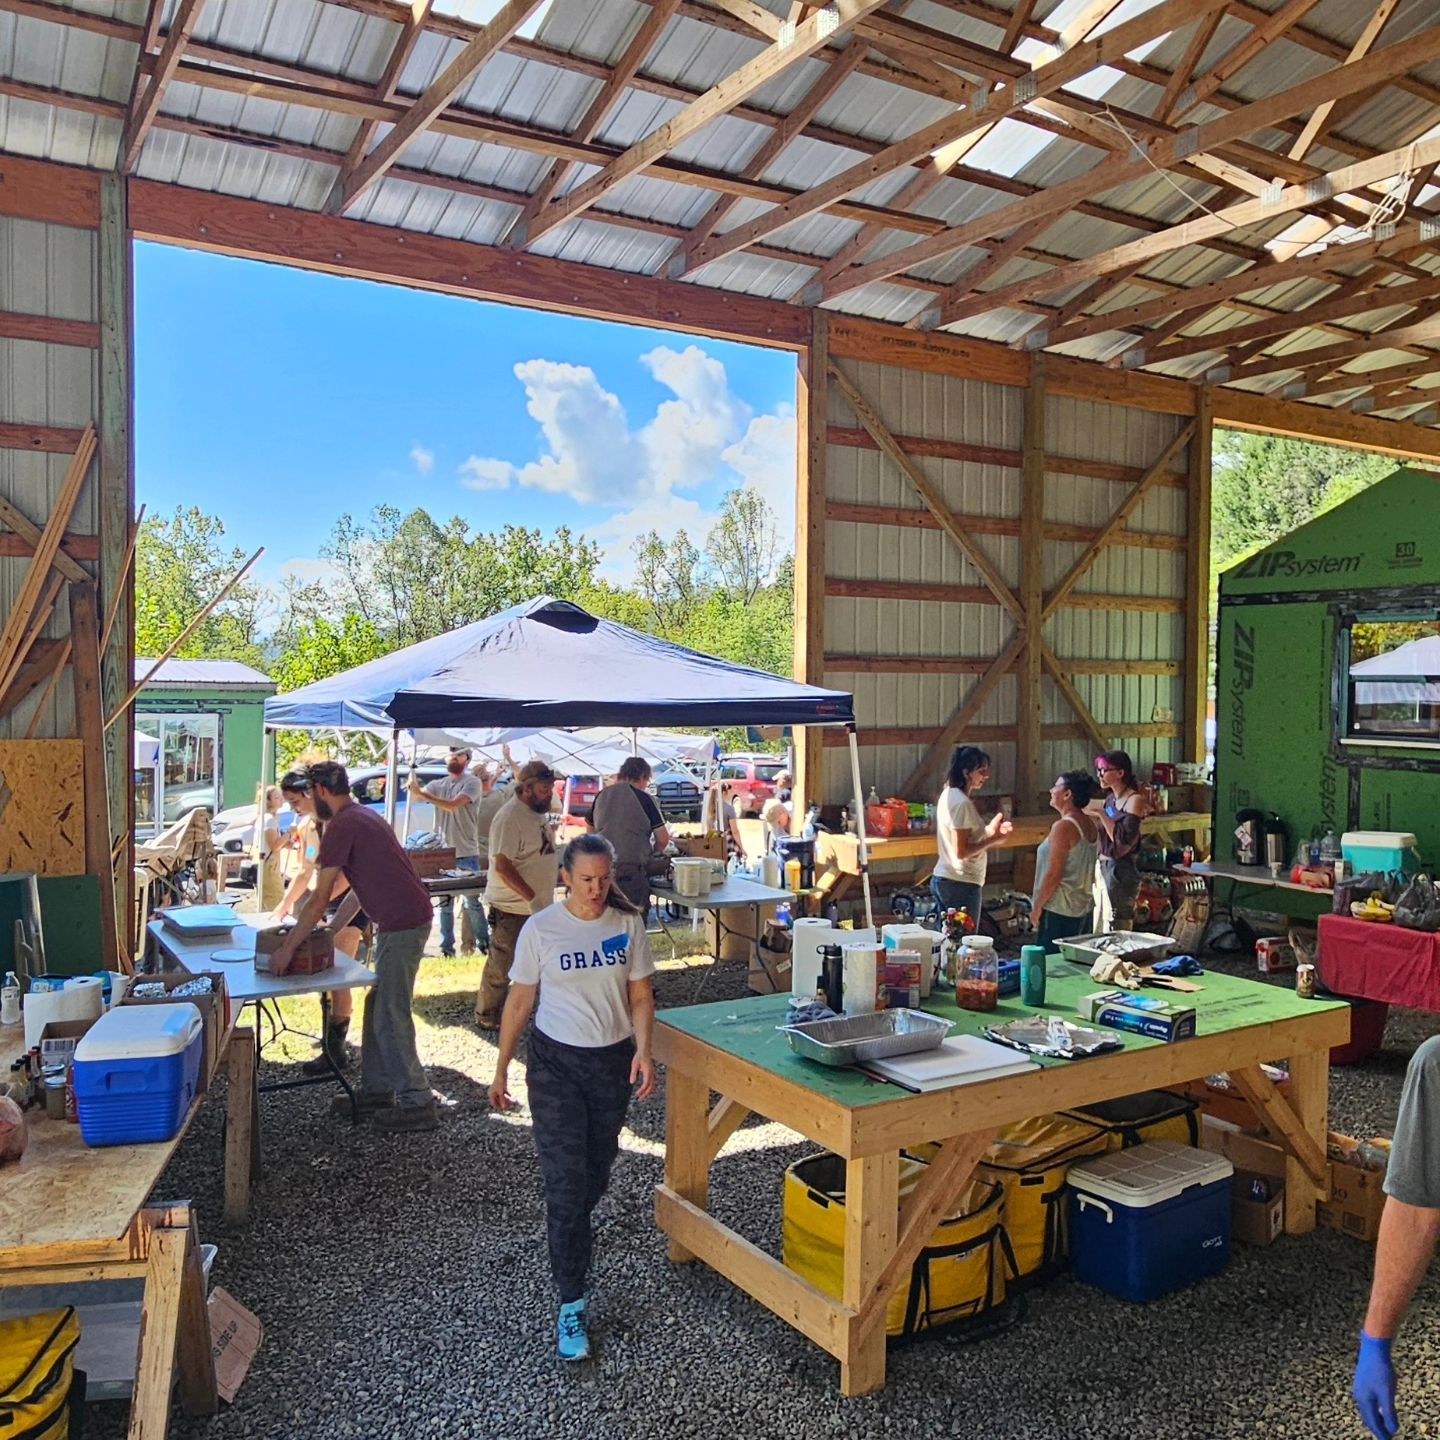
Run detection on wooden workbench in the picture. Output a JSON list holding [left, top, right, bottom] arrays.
[[654, 961, 1346, 1396], [813, 811, 1214, 908], [0, 1023, 257, 1439]]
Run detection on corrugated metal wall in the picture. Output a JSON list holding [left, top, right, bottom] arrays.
[[821, 357, 1190, 810], [0, 213, 99, 741]]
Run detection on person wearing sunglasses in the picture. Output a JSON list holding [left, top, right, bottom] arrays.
[[1093, 750, 1148, 930]]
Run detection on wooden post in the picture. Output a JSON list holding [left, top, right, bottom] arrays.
[[662, 1066, 713, 1263], [99, 175, 135, 939], [223, 1025, 257, 1225], [1185, 387, 1213, 764], [1017, 354, 1047, 807], [795, 311, 829, 822], [69, 581, 122, 970], [840, 1150, 898, 1396]]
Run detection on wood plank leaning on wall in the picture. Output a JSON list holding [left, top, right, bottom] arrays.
[[794, 311, 828, 829]]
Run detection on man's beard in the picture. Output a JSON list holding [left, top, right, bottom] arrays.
[[447, 762, 465, 775], [314, 796, 333, 820], [525, 793, 550, 813]]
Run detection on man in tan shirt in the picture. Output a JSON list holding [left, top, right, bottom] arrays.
[[476, 760, 558, 1030]]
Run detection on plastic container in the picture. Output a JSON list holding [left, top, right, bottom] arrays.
[[957, 935, 997, 1012], [841, 940, 885, 1016], [72, 1003, 204, 1147], [1020, 945, 1047, 1006], [1341, 831, 1420, 874], [1068, 1141, 1233, 1302]]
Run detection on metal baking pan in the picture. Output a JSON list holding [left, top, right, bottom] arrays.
[[1055, 931, 1176, 967], [782, 1009, 953, 1067]]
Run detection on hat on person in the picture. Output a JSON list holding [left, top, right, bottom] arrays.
[[516, 760, 556, 784]]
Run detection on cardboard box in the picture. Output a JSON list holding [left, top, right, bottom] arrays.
[[121, 971, 229, 1091], [37, 1016, 95, 1067], [1079, 989, 1197, 1042], [407, 847, 457, 879], [1231, 1170, 1285, 1247], [1255, 936, 1297, 973], [1201, 1116, 1286, 1179], [1318, 1137, 1388, 1243], [1179, 1071, 1291, 1130], [675, 833, 725, 863], [207, 1287, 263, 1404], [749, 942, 792, 995]]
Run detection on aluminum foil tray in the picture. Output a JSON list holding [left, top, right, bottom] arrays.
[[782, 1009, 953, 1067], [1056, 932, 1176, 967]]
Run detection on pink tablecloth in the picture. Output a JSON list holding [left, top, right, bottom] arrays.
[[1317, 912, 1440, 1012]]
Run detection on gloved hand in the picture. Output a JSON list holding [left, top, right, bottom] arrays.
[[1353, 1331, 1398, 1440]]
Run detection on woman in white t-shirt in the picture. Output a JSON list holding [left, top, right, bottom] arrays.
[[488, 832, 657, 1365], [931, 745, 1013, 923]]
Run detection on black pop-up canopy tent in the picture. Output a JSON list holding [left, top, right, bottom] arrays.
[[265, 597, 875, 923]]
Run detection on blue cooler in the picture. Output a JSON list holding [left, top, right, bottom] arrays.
[[1067, 1142, 1233, 1302], [1341, 831, 1420, 876], [72, 1003, 205, 1147]]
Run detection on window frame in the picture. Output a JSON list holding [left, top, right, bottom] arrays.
[[1338, 608, 1440, 750]]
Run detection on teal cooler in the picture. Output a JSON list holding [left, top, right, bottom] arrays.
[[73, 1003, 205, 1147], [1341, 831, 1420, 876], [1067, 1142, 1233, 1302]]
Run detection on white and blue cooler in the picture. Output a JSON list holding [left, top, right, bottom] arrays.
[[72, 1003, 205, 1147], [1067, 1141, 1233, 1302]]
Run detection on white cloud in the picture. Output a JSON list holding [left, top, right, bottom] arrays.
[[410, 444, 434, 475], [460, 345, 795, 576], [722, 404, 797, 543], [457, 456, 513, 492]]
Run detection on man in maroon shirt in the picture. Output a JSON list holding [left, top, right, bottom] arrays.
[[271, 760, 437, 1132]]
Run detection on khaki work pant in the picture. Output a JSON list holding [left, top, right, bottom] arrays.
[[476, 908, 526, 1023]]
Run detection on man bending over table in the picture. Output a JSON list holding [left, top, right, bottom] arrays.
[[1353, 1035, 1440, 1437], [270, 760, 438, 1134]]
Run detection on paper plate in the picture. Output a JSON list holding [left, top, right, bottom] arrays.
[[210, 948, 253, 963]]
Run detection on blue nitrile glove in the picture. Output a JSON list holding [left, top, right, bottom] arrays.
[[1153, 954, 1203, 977], [1353, 1332, 1398, 1440]]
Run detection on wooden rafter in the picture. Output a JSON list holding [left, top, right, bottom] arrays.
[[685, 0, 1233, 277], [1155, 9, 1222, 123], [508, 0, 682, 248], [1287, 0, 1401, 164], [1303, 356, 1440, 401], [1037, 218, 1440, 352], [817, 25, 1440, 304], [675, 36, 869, 276], [330, 0, 434, 207], [1000, 0, 1037, 55], [1225, 313, 1440, 386], [117, 0, 207, 174], [325, 0, 546, 216], [1041, 423, 1196, 620], [1170, 0, 1326, 121], [1138, 273, 1440, 370], [932, 130, 1440, 330], [518, 0, 891, 248]]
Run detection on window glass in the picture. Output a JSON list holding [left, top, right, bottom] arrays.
[[158, 714, 220, 821], [754, 762, 785, 781], [1346, 617, 1440, 745]]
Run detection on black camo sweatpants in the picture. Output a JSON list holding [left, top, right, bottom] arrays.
[[527, 1026, 636, 1304]]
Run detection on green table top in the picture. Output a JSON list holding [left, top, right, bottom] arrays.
[[658, 958, 1346, 1110]]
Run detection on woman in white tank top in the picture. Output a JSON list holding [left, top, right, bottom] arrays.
[[1032, 769, 1101, 948]]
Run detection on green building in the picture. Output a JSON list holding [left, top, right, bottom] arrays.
[[134, 658, 276, 834], [1215, 468, 1440, 888]]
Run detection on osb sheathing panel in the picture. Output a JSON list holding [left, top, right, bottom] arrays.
[[0, 739, 84, 874]]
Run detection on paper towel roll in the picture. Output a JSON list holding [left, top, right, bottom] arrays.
[[23, 981, 104, 1048]]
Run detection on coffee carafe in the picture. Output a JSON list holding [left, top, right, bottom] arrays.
[[1235, 808, 1264, 866], [1263, 816, 1289, 870]]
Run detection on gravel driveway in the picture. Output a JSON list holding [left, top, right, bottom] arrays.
[[79, 939, 1440, 1440]]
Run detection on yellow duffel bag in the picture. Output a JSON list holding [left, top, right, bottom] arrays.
[[975, 1114, 1111, 1280], [1061, 1089, 1200, 1152], [782, 1151, 1015, 1339], [1, 1307, 81, 1440]]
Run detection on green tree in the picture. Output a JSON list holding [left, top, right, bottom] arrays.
[[705, 487, 781, 602], [1211, 431, 1392, 572], [135, 506, 264, 666]]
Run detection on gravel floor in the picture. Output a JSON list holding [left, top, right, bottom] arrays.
[[79, 929, 1440, 1440]]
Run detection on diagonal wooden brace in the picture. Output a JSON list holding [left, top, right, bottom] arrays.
[[1227, 1064, 1329, 1189]]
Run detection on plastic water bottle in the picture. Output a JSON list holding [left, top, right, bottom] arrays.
[[803, 806, 818, 841], [1020, 945, 1047, 1007], [0, 972, 18, 1028]]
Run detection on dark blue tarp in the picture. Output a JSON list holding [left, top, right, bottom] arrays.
[[264, 597, 854, 731]]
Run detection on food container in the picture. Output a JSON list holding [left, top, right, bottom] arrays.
[[671, 858, 713, 898], [841, 940, 885, 1016], [1055, 931, 1175, 967], [958, 935, 998, 1012], [781, 1009, 953, 1067]]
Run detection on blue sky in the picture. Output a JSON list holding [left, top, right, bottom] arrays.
[[134, 243, 799, 592]]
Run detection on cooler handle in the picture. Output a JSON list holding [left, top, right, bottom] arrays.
[[1075, 1194, 1114, 1225]]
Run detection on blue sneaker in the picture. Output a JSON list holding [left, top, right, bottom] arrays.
[[557, 1299, 590, 1361]]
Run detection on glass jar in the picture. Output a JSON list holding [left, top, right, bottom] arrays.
[[957, 934, 998, 1012]]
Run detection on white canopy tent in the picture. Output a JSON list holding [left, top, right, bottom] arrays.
[[1351, 634, 1440, 707]]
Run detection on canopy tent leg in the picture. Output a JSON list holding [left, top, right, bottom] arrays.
[[845, 726, 875, 934], [384, 728, 399, 827]]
